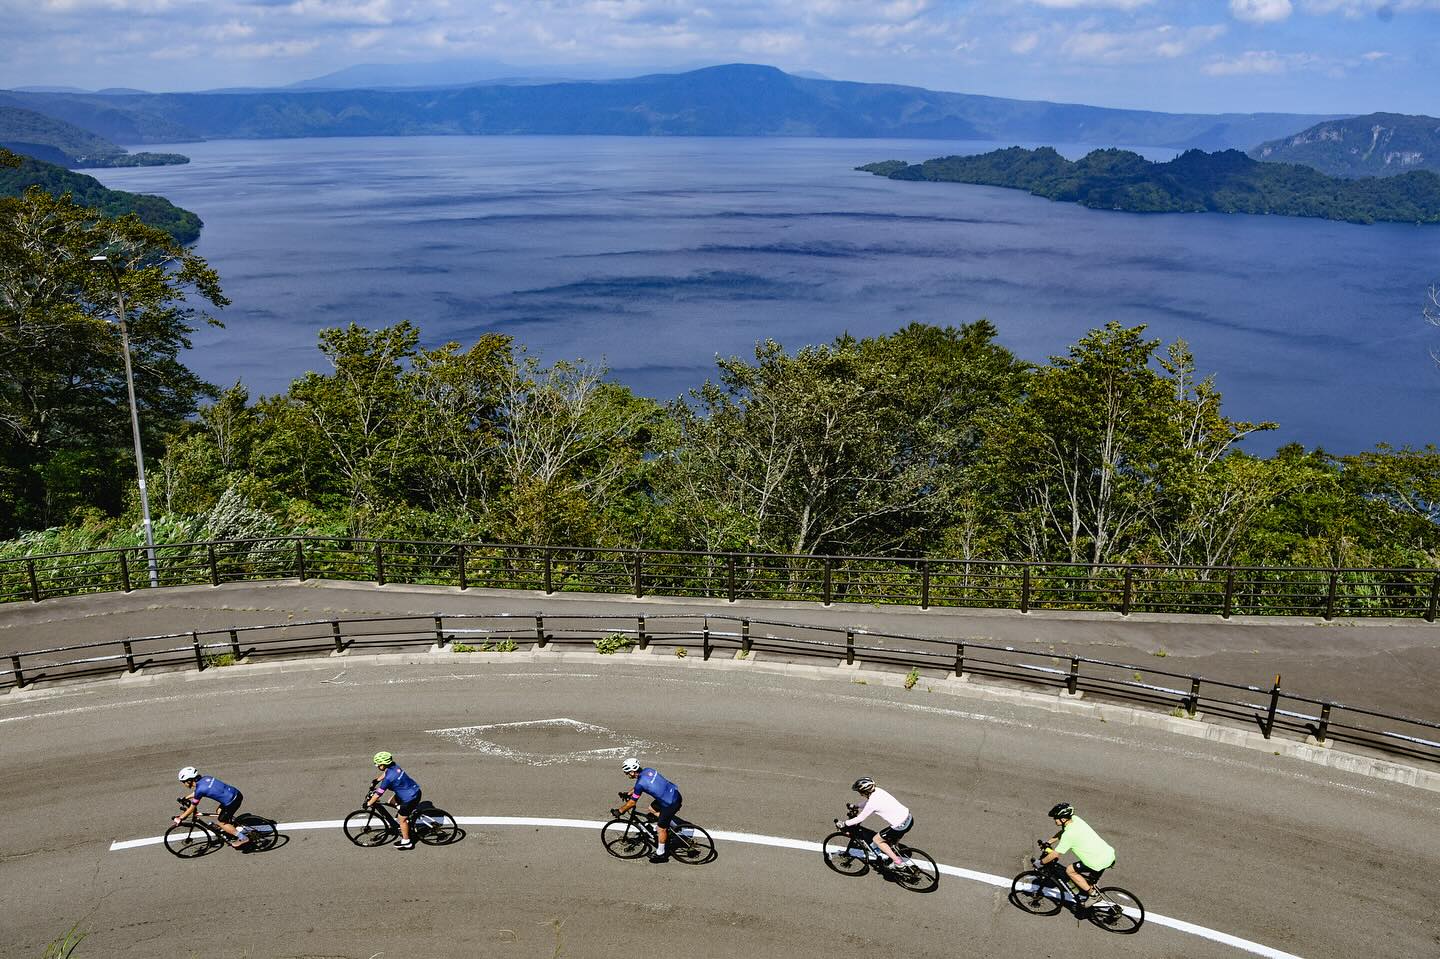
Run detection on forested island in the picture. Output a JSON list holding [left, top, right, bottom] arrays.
[[0, 148, 202, 243], [859, 147, 1440, 224]]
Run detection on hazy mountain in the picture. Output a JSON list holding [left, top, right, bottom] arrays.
[[291, 59, 716, 90], [1250, 113, 1440, 178], [3, 64, 1338, 150], [0, 105, 187, 167]]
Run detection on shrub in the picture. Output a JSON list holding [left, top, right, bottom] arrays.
[[904, 667, 920, 690], [594, 632, 635, 654]]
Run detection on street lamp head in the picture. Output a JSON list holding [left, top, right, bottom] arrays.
[[88, 254, 108, 263]]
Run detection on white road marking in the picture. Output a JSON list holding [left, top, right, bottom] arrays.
[[427, 717, 667, 766], [111, 815, 1304, 959]]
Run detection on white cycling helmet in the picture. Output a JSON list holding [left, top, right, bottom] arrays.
[[177, 766, 199, 782], [621, 757, 641, 774]]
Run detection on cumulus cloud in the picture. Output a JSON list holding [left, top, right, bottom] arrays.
[[1229, 0, 1293, 22], [1061, 23, 1226, 62]]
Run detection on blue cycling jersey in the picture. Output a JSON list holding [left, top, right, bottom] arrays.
[[376, 765, 421, 803], [631, 768, 680, 807], [194, 776, 239, 807]]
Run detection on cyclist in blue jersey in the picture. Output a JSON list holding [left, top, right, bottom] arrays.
[[174, 766, 252, 849], [368, 751, 423, 850], [616, 757, 682, 863]]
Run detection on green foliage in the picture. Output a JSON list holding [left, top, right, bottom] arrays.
[[904, 667, 920, 690], [593, 632, 635, 654], [41, 924, 86, 959], [452, 639, 517, 652], [0, 156, 202, 243], [0, 105, 189, 169], [203, 652, 237, 667], [867, 146, 1440, 225]]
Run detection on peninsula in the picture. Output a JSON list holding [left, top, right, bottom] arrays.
[[0, 150, 202, 243], [858, 147, 1440, 225]]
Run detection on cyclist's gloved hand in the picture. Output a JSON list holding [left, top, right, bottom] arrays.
[[833, 818, 844, 829]]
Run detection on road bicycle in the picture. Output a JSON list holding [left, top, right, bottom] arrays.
[[821, 806, 939, 893], [342, 794, 460, 847], [164, 798, 279, 858], [1009, 841, 1145, 934], [601, 792, 716, 864]]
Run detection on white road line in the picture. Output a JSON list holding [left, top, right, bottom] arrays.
[[112, 815, 1304, 959]]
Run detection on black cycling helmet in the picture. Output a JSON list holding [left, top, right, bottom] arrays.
[[852, 777, 876, 794], [1048, 802, 1074, 820]]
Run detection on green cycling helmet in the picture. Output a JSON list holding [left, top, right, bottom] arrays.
[[373, 751, 394, 766]]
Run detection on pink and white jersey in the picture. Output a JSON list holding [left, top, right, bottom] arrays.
[[844, 787, 910, 828]]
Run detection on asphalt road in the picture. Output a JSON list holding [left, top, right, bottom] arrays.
[[2, 652, 1436, 959], [1, 579, 1437, 721]]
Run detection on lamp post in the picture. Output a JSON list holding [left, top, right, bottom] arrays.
[[89, 254, 159, 588]]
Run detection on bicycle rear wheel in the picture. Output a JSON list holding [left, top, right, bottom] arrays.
[[670, 822, 715, 865], [415, 808, 459, 846], [1009, 870, 1065, 916], [821, 832, 870, 877], [164, 821, 222, 858], [893, 846, 939, 893], [238, 816, 279, 852], [1087, 886, 1145, 934], [343, 808, 396, 847], [601, 818, 652, 860]]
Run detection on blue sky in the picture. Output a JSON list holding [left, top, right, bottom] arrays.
[[1, 0, 1435, 114]]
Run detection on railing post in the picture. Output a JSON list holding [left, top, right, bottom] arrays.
[[726, 554, 737, 603], [544, 550, 554, 595], [954, 642, 964, 677], [1222, 568, 1236, 619], [192, 631, 205, 671], [822, 557, 833, 606], [295, 539, 307, 581], [374, 543, 386, 586], [26, 560, 40, 603], [457, 545, 467, 591], [1067, 656, 1079, 695], [741, 618, 751, 655], [846, 629, 855, 666], [1314, 703, 1331, 743], [1020, 565, 1031, 614], [1184, 677, 1201, 715], [122, 640, 136, 672], [536, 615, 547, 648], [1121, 567, 1133, 616], [10, 655, 24, 688], [119, 551, 132, 593], [228, 629, 241, 660], [331, 619, 344, 653], [702, 616, 711, 660], [1427, 572, 1440, 623], [208, 543, 219, 586], [434, 615, 446, 647], [1323, 570, 1338, 621], [633, 552, 644, 598], [1262, 674, 1281, 739], [637, 615, 648, 650], [920, 560, 931, 610]]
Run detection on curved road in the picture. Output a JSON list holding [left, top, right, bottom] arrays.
[[3, 648, 1436, 958]]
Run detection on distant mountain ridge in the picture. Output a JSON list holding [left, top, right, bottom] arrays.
[[1249, 113, 1440, 178], [2, 64, 1337, 151], [0, 105, 187, 168]]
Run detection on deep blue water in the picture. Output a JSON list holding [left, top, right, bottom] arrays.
[[96, 136, 1440, 454]]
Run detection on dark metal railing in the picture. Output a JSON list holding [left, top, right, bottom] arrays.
[[2, 612, 1436, 768], [1, 537, 1438, 621]]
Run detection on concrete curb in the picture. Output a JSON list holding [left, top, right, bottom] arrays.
[[5, 640, 1438, 794]]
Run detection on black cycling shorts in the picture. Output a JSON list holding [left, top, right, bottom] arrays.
[[1076, 860, 1110, 884], [215, 791, 243, 824], [397, 791, 422, 818], [879, 815, 914, 844], [654, 793, 683, 829]]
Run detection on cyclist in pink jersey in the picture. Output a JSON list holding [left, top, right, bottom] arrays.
[[834, 777, 914, 869]]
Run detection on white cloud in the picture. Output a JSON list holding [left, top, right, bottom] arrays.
[[1204, 49, 1306, 74], [1010, 31, 1040, 54], [1062, 23, 1226, 63], [1027, 0, 1154, 8], [1229, 0, 1293, 22]]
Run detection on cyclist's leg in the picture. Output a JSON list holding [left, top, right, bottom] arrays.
[[1068, 862, 1102, 897], [396, 793, 421, 844], [875, 817, 912, 866], [654, 796, 681, 852], [216, 794, 248, 844]]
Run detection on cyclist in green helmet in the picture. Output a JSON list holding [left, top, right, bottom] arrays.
[[368, 751, 423, 850], [1037, 802, 1116, 903]]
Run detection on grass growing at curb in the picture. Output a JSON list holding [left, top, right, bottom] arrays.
[[452, 640, 518, 653], [675, 646, 688, 658], [42, 925, 85, 959], [904, 667, 920, 690], [594, 632, 635, 654], [203, 652, 236, 668]]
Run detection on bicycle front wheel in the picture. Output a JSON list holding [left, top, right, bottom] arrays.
[[164, 821, 221, 859], [671, 822, 715, 865], [894, 846, 939, 893], [415, 808, 459, 846], [343, 808, 395, 847], [601, 818, 652, 860], [1088, 886, 1145, 934], [821, 832, 870, 877], [1009, 870, 1064, 916]]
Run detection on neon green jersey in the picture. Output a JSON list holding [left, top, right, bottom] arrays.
[[1054, 815, 1115, 870]]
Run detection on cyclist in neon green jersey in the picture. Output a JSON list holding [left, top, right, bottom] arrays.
[[1037, 802, 1116, 902]]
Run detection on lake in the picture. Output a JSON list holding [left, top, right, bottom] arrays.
[[96, 136, 1440, 454]]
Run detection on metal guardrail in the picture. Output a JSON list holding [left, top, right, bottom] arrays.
[[1, 536, 1438, 620], [2, 612, 1436, 769]]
